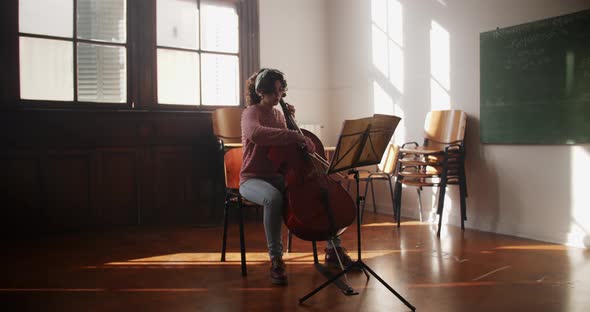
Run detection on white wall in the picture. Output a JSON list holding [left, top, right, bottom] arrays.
[[259, 0, 590, 248], [258, 0, 331, 143]]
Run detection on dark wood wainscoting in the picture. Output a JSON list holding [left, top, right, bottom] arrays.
[[0, 110, 225, 234]]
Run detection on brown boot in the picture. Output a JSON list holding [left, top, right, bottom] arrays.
[[270, 256, 287, 285]]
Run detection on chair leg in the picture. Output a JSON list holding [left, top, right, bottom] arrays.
[[369, 180, 377, 213], [221, 196, 229, 262], [460, 186, 466, 230], [436, 184, 449, 237], [416, 187, 423, 222], [361, 181, 370, 223], [394, 180, 403, 227], [287, 230, 293, 253], [460, 161, 468, 220], [461, 153, 468, 198], [312, 241, 319, 264], [459, 166, 467, 230], [237, 195, 247, 276], [436, 187, 446, 237], [387, 178, 395, 219], [436, 155, 450, 237], [462, 170, 468, 198]]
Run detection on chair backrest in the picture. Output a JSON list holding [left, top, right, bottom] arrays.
[[224, 147, 243, 190], [423, 110, 467, 148], [212, 107, 244, 144], [377, 143, 400, 175]]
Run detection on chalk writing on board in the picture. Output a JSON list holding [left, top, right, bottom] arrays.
[[503, 48, 551, 70], [506, 29, 567, 49]]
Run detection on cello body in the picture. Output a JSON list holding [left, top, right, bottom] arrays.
[[267, 101, 356, 242]]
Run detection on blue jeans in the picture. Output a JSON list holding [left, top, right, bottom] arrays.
[[240, 177, 341, 259]]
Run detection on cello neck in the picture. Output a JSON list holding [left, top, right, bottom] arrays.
[[279, 98, 303, 134]]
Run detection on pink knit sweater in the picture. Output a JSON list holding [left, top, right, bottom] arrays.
[[240, 105, 308, 185]]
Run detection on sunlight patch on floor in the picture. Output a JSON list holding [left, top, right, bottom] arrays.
[[82, 249, 426, 269]]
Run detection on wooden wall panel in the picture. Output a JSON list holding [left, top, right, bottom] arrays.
[[92, 149, 138, 226], [0, 150, 42, 232], [137, 146, 157, 225], [43, 151, 92, 230], [0, 110, 226, 233], [151, 146, 197, 224], [192, 146, 226, 227]]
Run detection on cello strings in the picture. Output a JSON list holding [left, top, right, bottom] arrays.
[[279, 98, 347, 179]]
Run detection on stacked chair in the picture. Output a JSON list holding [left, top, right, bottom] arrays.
[[393, 110, 467, 236]]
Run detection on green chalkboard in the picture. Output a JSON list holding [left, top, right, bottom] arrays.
[[480, 9, 590, 144]]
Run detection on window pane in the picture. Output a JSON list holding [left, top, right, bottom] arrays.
[[200, 1, 238, 53], [20, 37, 73, 101], [77, 0, 126, 43], [77, 43, 127, 103], [19, 0, 72, 38], [157, 49, 200, 105], [157, 0, 198, 49], [201, 53, 239, 106]]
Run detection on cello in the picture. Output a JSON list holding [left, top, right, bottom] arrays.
[[267, 98, 356, 242]]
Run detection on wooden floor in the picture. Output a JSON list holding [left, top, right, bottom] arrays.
[[1, 212, 589, 312]]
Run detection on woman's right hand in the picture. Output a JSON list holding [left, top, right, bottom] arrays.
[[301, 136, 316, 153]]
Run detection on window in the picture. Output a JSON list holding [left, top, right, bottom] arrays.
[[157, 0, 239, 106], [19, 0, 127, 103], [15, 0, 244, 108]]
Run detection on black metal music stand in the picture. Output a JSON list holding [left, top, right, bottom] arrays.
[[299, 114, 415, 311]]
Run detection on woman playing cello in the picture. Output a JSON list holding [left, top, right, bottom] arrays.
[[239, 68, 354, 285]]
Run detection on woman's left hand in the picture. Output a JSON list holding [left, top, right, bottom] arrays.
[[286, 103, 296, 116]]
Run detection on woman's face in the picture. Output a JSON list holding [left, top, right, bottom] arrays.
[[260, 79, 285, 106]]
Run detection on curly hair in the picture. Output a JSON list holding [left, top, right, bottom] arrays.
[[245, 68, 288, 106]]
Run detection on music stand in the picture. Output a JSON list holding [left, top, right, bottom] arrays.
[[299, 114, 415, 311]]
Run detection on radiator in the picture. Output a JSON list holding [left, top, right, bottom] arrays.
[[299, 123, 324, 143]]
